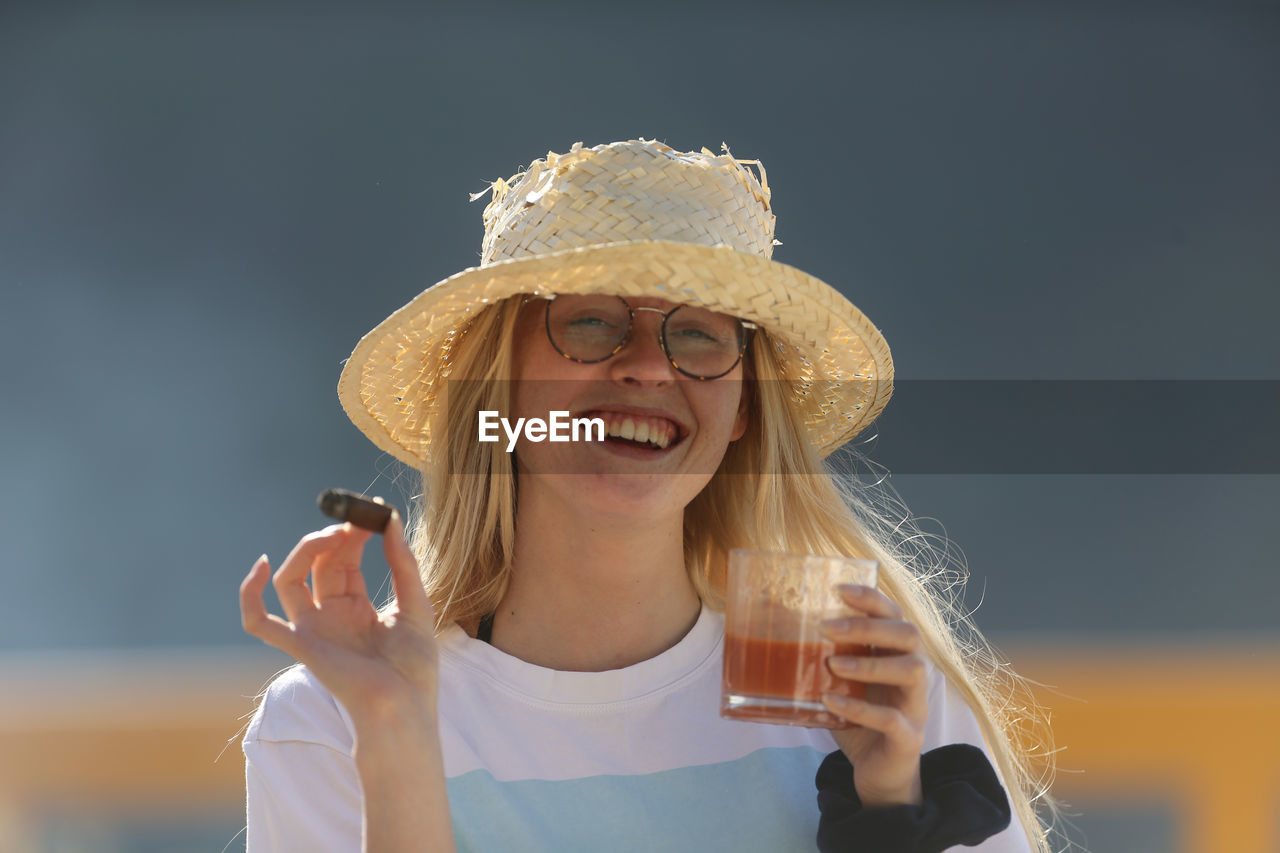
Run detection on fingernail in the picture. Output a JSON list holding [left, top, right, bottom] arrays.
[[839, 584, 867, 597], [822, 618, 851, 635]]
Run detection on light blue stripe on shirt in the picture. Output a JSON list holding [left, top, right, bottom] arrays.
[[446, 745, 828, 852]]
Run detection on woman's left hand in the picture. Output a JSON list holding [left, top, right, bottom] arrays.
[[821, 584, 930, 808]]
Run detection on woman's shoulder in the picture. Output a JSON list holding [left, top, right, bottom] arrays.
[[243, 663, 355, 754]]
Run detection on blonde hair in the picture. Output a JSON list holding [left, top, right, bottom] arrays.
[[408, 294, 1057, 851]]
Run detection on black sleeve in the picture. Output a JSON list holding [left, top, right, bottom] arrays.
[[814, 744, 1012, 852]]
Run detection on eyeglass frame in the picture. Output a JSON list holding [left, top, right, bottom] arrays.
[[538, 294, 757, 381]]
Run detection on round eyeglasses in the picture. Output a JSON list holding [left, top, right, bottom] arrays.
[[543, 294, 756, 380]]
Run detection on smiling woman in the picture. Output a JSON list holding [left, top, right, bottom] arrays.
[[239, 139, 1057, 852]]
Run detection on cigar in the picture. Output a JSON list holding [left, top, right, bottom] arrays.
[[317, 488, 395, 533]]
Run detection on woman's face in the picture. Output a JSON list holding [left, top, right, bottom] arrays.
[[507, 295, 749, 524]]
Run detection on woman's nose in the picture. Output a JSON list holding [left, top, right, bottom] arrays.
[[608, 312, 675, 384]]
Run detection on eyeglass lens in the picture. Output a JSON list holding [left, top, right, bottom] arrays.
[[546, 295, 745, 379]]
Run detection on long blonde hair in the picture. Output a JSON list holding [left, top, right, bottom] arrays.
[[408, 294, 1057, 851]]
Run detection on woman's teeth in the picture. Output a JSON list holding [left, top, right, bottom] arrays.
[[602, 416, 675, 449]]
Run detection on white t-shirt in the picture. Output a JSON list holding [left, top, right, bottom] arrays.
[[243, 605, 1029, 851]]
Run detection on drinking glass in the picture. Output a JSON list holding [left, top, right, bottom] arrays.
[[721, 550, 879, 728]]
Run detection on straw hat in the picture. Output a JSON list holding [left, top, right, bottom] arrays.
[[338, 139, 893, 468]]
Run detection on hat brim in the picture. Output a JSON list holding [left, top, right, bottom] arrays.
[[338, 240, 893, 469]]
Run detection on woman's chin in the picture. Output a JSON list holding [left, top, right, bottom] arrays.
[[514, 438, 726, 517], [520, 470, 711, 523]]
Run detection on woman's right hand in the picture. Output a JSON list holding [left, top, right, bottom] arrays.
[[239, 509, 440, 723], [242, 511, 457, 851]]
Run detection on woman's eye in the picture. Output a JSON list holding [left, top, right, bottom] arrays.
[[568, 315, 614, 328], [672, 326, 721, 343], [565, 315, 624, 336]]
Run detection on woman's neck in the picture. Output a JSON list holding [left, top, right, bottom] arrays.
[[486, 484, 701, 671]]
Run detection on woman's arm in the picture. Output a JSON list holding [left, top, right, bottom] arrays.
[[352, 703, 452, 851], [240, 511, 456, 852], [815, 584, 1024, 851], [820, 583, 930, 807]]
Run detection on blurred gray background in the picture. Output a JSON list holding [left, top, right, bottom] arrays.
[[1, 3, 1277, 851]]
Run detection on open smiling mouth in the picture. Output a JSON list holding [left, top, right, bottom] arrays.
[[587, 412, 685, 451]]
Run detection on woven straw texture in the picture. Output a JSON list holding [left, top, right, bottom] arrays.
[[338, 139, 894, 469]]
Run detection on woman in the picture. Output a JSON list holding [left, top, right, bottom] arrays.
[[240, 139, 1054, 851]]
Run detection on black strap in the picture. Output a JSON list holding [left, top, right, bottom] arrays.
[[477, 612, 495, 644]]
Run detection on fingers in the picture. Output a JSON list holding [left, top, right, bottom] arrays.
[[272, 524, 347, 618], [240, 555, 300, 655], [820, 586, 920, 653], [837, 584, 902, 619], [383, 510, 433, 617], [311, 523, 374, 601], [822, 693, 924, 748], [828, 650, 927, 688], [821, 615, 920, 653], [822, 584, 929, 728]]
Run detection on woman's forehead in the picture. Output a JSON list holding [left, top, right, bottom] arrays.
[[618, 295, 679, 311]]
